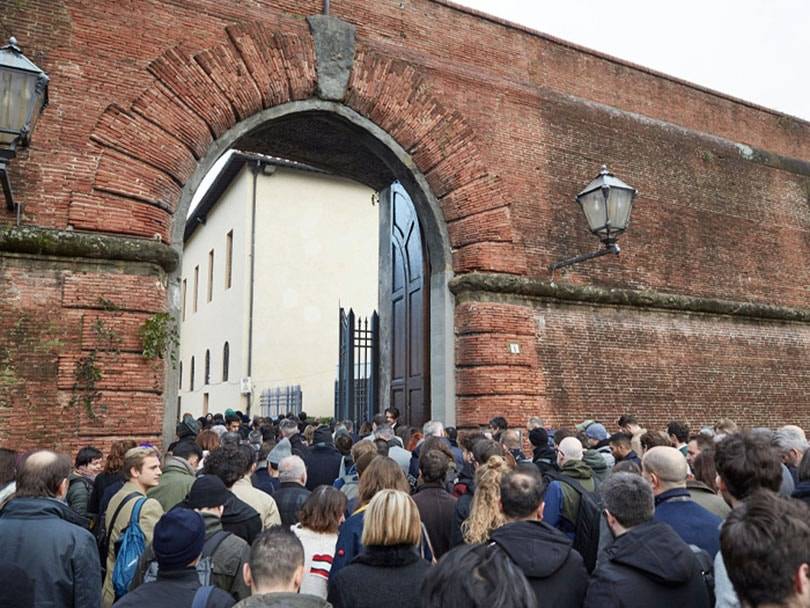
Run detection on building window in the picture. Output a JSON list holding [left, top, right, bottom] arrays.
[[225, 230, 233, 289], [222, 342, 229, 382], [181, 279, 187, 321], [203, 393, 209, 415], [178, 361, 183, 390], [193, 266, 199, 313], [207, 249, 214, 303], [204, 349, 211, 385], [190, 356, 195, 391]]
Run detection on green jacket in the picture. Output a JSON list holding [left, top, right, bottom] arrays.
[[559, 459, 595, 526], [147, 455, 196, 512], [202, 511, 252, 600], [66, 471, 93, 520]]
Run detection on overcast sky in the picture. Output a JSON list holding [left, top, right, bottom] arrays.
[[453, 0, 810, 122]]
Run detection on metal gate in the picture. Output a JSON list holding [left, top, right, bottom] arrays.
[[336, 307, 379, 426]]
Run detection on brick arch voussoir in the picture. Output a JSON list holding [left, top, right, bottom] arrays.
[[345, 44, 527, 275], [84, 26, 317, 243]]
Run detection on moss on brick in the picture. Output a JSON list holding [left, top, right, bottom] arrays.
[[450, 272, 810, 323], [0, 226, 179, 272]]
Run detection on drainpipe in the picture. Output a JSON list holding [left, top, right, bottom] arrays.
[[246, 161, 276, 415], [246, 163, 259, 415]]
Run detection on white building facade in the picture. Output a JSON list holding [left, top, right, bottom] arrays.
[[179, 153, 378, 418]]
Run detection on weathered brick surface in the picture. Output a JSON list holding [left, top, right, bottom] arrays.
[[62, 271, 167, 313], [69, 192, 171, 242], [1, 0, 809, 451]]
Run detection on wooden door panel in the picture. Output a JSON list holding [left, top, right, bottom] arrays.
[[384, 183, 430, 427]]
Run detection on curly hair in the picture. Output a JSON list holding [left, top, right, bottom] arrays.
[[462, 454, 512, 543], [103, 439, 137, 473]]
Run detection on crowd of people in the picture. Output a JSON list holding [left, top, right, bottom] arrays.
[[1, 407, 810, 608]]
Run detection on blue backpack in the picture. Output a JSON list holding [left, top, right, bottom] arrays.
[[112, 496, 148, 599]]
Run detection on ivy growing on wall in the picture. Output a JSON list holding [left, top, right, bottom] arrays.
[[139, 312, 179, 366], [69, 317, 120, 420]]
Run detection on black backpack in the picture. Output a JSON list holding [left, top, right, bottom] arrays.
[[690, 545, 716, 605], [544, 471, 602, 573]]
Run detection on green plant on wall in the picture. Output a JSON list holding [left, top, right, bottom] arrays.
[[68, 316, 122, 421], [139, 312, 179, 366], [69, 351, 106, 420]]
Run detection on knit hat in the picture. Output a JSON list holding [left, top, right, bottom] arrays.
[[268, 438, 292, 467], [184, 475, 231, 509], [529, 427, 549, 447], [176, 414, 200, 439], [153, 508, 206, 571], [313, 426, 333, 446], [584, 422, 608, 441]]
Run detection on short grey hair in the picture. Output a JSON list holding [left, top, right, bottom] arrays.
[[527, 416, 544, 430], [279, 419, 300, 437], [423, 420, 444, 438], [602, 472, 654, 528], [774, 426, 808, 454], [374, 424, 394, 441], [278, 455, 306, 483]]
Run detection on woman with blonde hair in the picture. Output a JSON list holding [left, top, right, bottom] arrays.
[[328, 489, 431, 608], [462, 453, 512, 543]]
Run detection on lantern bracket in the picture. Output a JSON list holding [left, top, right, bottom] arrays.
[[548, 242, 620, 272]]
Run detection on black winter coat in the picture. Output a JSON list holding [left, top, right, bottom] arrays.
[[221, 494, 262, 545], [327, 544, 430, 608], [112, 567, 235, 608], [0, 497, 102, 608], [584, 520, 711, 608], [303, 445, 343, 490], [274, 482, 311, 526], [450, 489, 473, 548], [490, 520, 588, 608]]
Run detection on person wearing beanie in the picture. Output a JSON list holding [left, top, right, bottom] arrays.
[[581, 422, 616, 470], [112, 508, 235, 608], [134, 476, 252, 601], [302, 426, 343, 491], [203, 448, 264, 545], [530, 427, 558, 475]]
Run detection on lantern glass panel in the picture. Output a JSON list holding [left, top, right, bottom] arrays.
[[578, 188, 609, 235], [606, 187, 634, 233], [0, 67, 37, 147]]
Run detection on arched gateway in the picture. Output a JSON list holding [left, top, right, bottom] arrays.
[[2, 1, 809, 452]]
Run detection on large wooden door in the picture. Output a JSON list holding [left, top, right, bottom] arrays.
[[380, 182, 429, 427]]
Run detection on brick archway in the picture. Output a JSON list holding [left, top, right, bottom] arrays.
[[82, 23, 526, 275], [79, 19, 526, 440]]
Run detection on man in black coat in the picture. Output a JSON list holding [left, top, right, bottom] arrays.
[[490, 466, 588, 607], [584, 472, 711, 608], [0, 450, 101, 608], [302, 427, 342, 490], [273, 456, 311, 526]]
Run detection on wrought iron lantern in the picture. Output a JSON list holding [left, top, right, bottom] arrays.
[[549, 165, 638, 271], [0, 37, 49, 211]]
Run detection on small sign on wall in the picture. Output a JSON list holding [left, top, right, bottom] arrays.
[[508, 342, 521, 354]]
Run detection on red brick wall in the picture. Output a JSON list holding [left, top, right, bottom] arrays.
[[1, 0, 808, 452]]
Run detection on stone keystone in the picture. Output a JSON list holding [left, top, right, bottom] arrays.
[[307, 14, 357, 101]]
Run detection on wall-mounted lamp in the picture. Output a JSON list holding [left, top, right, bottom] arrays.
[[0, 37, 49, 214], [549, 165, 638, 271]]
